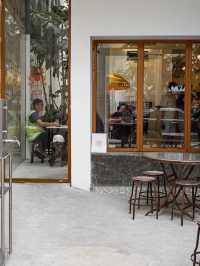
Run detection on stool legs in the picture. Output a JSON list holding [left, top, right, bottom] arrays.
[[192, 187, 198, 220], [181, 187, 185, 226], [138, 183, 143, 209], [129, 181, 134, 214], [164, 176, 168, 198], [192, 225, 200, 266], [171, 186, 180, 222], [132, 183, 139, 220], [171, 184, 199, 226], [154, 181, 159, 219], [130, 178, 159, 220], [149, 183, 154, 214], [146, 183, 150, 205]]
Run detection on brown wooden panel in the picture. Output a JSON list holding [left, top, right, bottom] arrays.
[[108, 147, 140, 153], [67, 0, 71, 184], [137, 42, 144, 150], [189, 148, 200, 153], [10, 178, 69, 184], [185, 42, 192, 151], [92, 42, 97, 133], [93, 39, 200, 44]]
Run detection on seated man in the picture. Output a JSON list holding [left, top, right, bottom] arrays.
[[27, 98, 59, 159], [109, 104, 132, 147]]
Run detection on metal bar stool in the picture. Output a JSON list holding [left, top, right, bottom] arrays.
[[171, 179, 200, 226], [191, 222, 200, 265], [129, 176, 159, 220], [143, 170, 167, 210]]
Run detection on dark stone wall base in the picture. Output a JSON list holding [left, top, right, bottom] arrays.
[[92, 153, 200, 187], [92, 153, 161, 186]]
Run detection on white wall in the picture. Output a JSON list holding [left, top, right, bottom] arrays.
[[71, 0, 200, 190]]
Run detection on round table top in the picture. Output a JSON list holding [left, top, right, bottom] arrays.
[[143, 152, 200, 165]]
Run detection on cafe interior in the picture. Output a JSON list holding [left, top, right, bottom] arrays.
[[94, 42, 200, 152]]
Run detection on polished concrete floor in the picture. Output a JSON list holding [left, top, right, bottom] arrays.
[[5, 184, 197, 266], [13, 160, 67, 179]]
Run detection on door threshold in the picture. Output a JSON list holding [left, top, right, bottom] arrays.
[[8, 178, 70, 184]]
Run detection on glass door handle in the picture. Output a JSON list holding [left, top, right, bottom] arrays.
[[3, 138, 20, 148]]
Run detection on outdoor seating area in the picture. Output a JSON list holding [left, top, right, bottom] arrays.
[[128, 152, 200, 264], [91, 151, 200, 265], [128, 153, 200, 226]]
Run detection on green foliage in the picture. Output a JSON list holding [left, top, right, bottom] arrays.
[[30, 1, 68, 123]]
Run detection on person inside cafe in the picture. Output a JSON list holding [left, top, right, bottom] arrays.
[[109, 104, 133, 147], [192, 95, 200, 141], [27, 98, 59, 159]]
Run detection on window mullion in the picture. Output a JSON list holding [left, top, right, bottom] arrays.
[[137, 42, 144, 151], [185, 42, 192, 152]]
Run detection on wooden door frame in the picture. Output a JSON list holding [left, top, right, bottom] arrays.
[[0, 0, 71, 184]]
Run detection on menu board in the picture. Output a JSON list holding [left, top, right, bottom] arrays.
[[91, 133, 107, 153]]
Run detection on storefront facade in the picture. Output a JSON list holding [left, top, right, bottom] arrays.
[[1, 0, 200, 189], [71, 0, 200, 190]]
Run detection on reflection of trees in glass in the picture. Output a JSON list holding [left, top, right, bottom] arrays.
[[30, 0, 69, 122], [5, 6, 23, 142]]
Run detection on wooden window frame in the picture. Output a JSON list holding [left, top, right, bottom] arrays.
[[92, 39, 200, 153]]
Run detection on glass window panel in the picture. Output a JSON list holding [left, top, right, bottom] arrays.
[[96, 43, 138, 148], [5, 0, 26, 168], [143, 43, 186, 148], [191, 43, 200, 148]]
